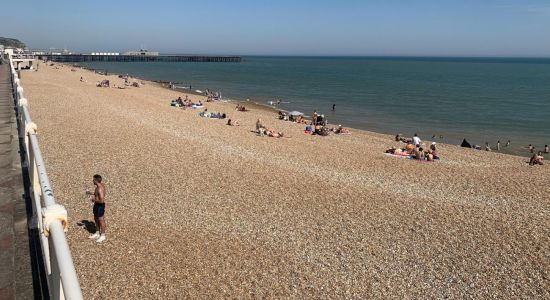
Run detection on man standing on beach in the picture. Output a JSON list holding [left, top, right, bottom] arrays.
[[87, 174, 107, 243], [412, 133, 421, 146]]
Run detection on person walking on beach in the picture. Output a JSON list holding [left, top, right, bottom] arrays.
[[545, 145, 549, 154], [528, 144, 534, 153], [497, 140, 501, 151], [86, 174, 107, 243]]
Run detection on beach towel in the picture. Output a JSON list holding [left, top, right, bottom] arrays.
[[384, 153, 413, 159]]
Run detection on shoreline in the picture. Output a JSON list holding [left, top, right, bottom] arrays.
[[66, 61, 537, 159]]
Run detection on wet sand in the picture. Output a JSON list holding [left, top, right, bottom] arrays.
[[22, 63, 549, 299]]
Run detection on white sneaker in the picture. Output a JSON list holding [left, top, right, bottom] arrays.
[[96, 234, 106, 243], [88, 232, 100, 239]]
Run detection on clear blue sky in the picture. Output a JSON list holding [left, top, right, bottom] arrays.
[[1, 0, 549, 56]]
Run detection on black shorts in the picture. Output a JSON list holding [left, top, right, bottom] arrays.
[[93, 203, 105, 218]]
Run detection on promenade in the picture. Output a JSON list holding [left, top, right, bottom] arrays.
[[0, 63, 34, 299]]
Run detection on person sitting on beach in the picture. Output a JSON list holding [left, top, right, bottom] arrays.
[[426, 149, 434, 161], [485, 142, 492, 151], [305, 125, 313, 134], [266, 129, 284, 138], [312, 110, 318, 125], [256, 119, 266, 135], [430, 142, 440, 159], [529, 151, 544, 166], [413, 145, 424, 160], [404, 143, 415, 154], [80, 76, 84, 82]]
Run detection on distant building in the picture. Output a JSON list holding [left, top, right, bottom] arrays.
[[123, 49, 159, 56]]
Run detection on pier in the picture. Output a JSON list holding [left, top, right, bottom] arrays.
[[38, 54, 242, 63]]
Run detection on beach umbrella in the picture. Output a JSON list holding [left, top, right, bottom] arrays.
[[289, 111, 303, 116]]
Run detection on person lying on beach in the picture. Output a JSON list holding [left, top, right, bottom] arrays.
[[395, 133, 410, 143], [334, 125, 350, 134], [529, 152, 544, 166], [96, 80, 109, 87], [265, 128, 284, 138], [226, 119, 240, 126], [385, 147, 412, 157], [294, 115, 306, 123], [209, 112, 226, 119]]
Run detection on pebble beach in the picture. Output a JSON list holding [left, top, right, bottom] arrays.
[[22, 63, 549, 299]]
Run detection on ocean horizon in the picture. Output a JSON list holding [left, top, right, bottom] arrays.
[[77, 56, 550, 155]]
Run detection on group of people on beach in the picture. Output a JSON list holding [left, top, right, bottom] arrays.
[[388, 133, 440, 161], [235, 104, 248, 112], [171, 96, 203, 108], [199, 108, 226, 119]]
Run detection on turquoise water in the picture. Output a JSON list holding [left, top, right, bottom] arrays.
[[79, 56, 550, 155]]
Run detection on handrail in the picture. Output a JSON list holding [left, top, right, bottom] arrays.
[[8, 55, 84, 300]]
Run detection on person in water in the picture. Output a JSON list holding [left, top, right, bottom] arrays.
[[544, 145, 549, 154]]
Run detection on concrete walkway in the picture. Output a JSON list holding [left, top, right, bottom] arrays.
[[0, 63, 34, 299]]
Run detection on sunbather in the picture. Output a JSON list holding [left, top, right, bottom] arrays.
[[227, 119, 240, 126]]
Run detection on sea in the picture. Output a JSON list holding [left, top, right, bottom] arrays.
[[78, 56, 550, 156]]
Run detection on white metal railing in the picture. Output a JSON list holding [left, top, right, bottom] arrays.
[[8, 56, 84, 300]]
